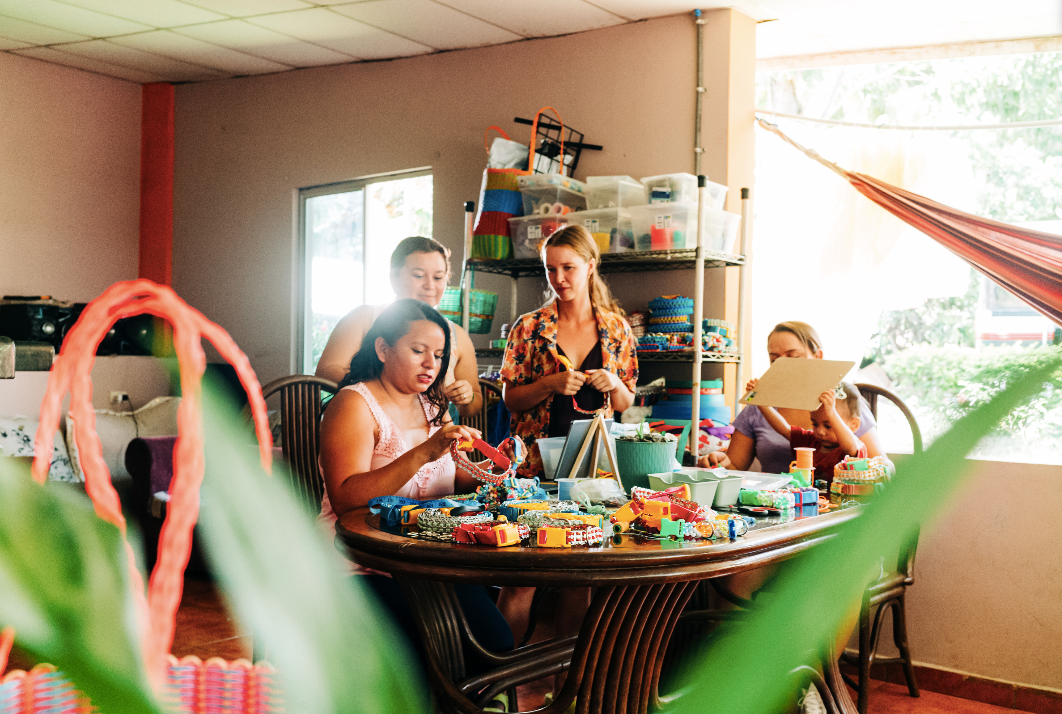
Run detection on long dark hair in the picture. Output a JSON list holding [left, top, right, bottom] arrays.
[[339, 299, 451, 424]]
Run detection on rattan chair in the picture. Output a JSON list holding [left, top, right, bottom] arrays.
[[261, 374, 339, 515], [839, 383, 922, 714]]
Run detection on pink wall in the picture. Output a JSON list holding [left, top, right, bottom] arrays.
[[0, 53, 140, 301], [173, 12, 752, 384]]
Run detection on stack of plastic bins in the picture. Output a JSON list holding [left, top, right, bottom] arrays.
[[585, 176, 647, 209], [702, 207, 742, 254], [564, 207, 635, 253], [629, 202, 698, 250], [641, 173, 727, 208], [517, 174, 587, 215], [508, 214, 568, 258]]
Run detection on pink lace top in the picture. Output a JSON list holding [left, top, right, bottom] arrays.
[[318, 382, 455, 573]]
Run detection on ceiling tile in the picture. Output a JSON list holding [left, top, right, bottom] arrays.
[[819, 22, 975, 53], [180, 0, 312, 17], [756, 20, 835, 58], [57, 0, 227, 28], [0, 15, 91, 43], [332, 0, 522, 49], [0, 0, 152, 37], [0, 35, 30, 49], [434, 0, 623, 36], [935, 0, 1060, 22], [57, 38, 227, 81], [12, 45, 166, 82], [580, 0, 705, 22], [111, 29, 292, 74], [175, 18, 356, 66], [249, 6, 434, 59]]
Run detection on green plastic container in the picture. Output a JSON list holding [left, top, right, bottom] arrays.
[[615, 439, 676, 492]]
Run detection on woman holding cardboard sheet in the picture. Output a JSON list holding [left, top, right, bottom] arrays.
[[702, 321, 884, 472]]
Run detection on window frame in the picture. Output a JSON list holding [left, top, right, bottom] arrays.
[[295, 166, 432, 374]]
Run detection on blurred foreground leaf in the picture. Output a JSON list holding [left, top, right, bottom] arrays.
[[668, 350, 1061, 713], [0, 460, 160, 714], [197, 383, 428, 714]]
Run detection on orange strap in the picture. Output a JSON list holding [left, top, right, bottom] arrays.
[[484, 125, 511, 154], [529, 106, 565, 175]]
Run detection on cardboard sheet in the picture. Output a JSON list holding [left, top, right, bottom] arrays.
[[739, 357, 856, 411]]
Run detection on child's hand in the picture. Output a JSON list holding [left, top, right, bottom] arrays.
[[819, 389, 837, 414], [745, 378, 758, 393]]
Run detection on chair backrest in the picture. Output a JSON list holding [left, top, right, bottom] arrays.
[[262, 375, 339, 514], [854, 383, 923, 454], [855, 382, 920, 579]]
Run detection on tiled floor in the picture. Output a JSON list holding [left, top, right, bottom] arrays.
[[7, 576, 1034, 714]]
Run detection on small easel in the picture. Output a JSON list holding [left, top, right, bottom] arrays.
[[564, 411, 624, 493]]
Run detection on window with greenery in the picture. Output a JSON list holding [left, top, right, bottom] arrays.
[[757, 51, 1062, 463], [298, 170, 433, 374]]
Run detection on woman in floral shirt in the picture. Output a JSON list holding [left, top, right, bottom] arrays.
[[500, 224, 638, 480]]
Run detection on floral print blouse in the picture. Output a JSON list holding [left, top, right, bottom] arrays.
[[500, 301, 638, 479]]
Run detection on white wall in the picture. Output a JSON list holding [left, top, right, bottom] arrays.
[[172, 12, 755, 386], [0, 53, 140, 302]]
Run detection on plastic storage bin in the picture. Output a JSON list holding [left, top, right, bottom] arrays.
[[585, 176, 647, 209], [702, 207, 742, 254], [647, 469, 720, 504], [629, 202, 697, 251], [565, 207, 635, 253], [508, 214, 568, 258], [517, 173, 587, 216], [640, 173, 698, 204]]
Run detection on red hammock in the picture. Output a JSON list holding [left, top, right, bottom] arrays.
[[759, 119, 1062, 326]]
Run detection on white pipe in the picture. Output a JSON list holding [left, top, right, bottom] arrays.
[[692, 177, 707, 447], [735, 187, 751, 414], [462, 201, 474, 332]]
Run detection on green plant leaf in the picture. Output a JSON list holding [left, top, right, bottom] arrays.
[[667, 349, 1061, 713], [195, 383, 428, 714], [0, 460, 161, 713]]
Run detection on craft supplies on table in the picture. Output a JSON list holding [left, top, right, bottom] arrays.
[[508, 214, 568, 258], [517, 173, 587, 215], [629, 201, 697, 250], [585, 175, 647, 209], [564, 207, 635, 253]]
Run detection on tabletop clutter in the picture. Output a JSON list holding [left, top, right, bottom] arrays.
[[495, 172, 741, 260], [364, 428, 890, 549]]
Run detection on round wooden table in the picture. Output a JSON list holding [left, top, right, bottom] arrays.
[[337, 506, 860, 714]]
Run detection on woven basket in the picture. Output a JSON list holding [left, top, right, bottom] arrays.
[[0, 280, 281, 714], [438, 288, 498, 335]]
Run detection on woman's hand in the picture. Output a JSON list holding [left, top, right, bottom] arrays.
[[443, 379, 476, 406], [420, 424, 482, 462], [549, 370, 587, 396], [583, 369, 622, 394]]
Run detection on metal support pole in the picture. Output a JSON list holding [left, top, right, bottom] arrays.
[[462, 201, 474, 332], [510, 273, 519, 325], [694, 9, 706, 175], [692, 176, 708, 445], [735, 188, 751, 413]]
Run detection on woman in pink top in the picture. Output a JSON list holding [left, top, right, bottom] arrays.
[[318, 299, 515, 670]]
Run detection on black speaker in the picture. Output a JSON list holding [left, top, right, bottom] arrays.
[[0, 298, 85, 351], [97, 313, 157, 356]]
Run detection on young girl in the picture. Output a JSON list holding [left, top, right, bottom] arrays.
[[752, 379, 867, 486]]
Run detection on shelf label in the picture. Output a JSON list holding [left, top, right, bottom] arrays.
[[654, 214, 673, 229], [528, 224, 542, 240], [583, 219, 600, 232]]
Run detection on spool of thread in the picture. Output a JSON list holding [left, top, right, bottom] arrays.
[[793, 447, 815, 470]]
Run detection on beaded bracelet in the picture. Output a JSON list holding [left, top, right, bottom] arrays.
[[450, 440, 514, 486], [416, 508, 495, 535]]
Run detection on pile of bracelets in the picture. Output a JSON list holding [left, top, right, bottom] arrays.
[[516, 508, 586, 533], [416, 508, 495, 540]]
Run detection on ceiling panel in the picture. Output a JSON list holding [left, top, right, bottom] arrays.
[[110, 30, 292, 74], [0, 16, 91, 44], [12, 45, 166, 82], [181, 0, 314, 17], [175, 19, 356, 67], [57, 0, 227, 27], [57, 38, 226, 81], [755, 21, 835, 58], [331, 0, 522, 50], [249, 7, 436, 60], [0, 0, 152, 37], [435, 0, 623, 37], [0, 35, 28, 49], [963, 13, 1062, 41]]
